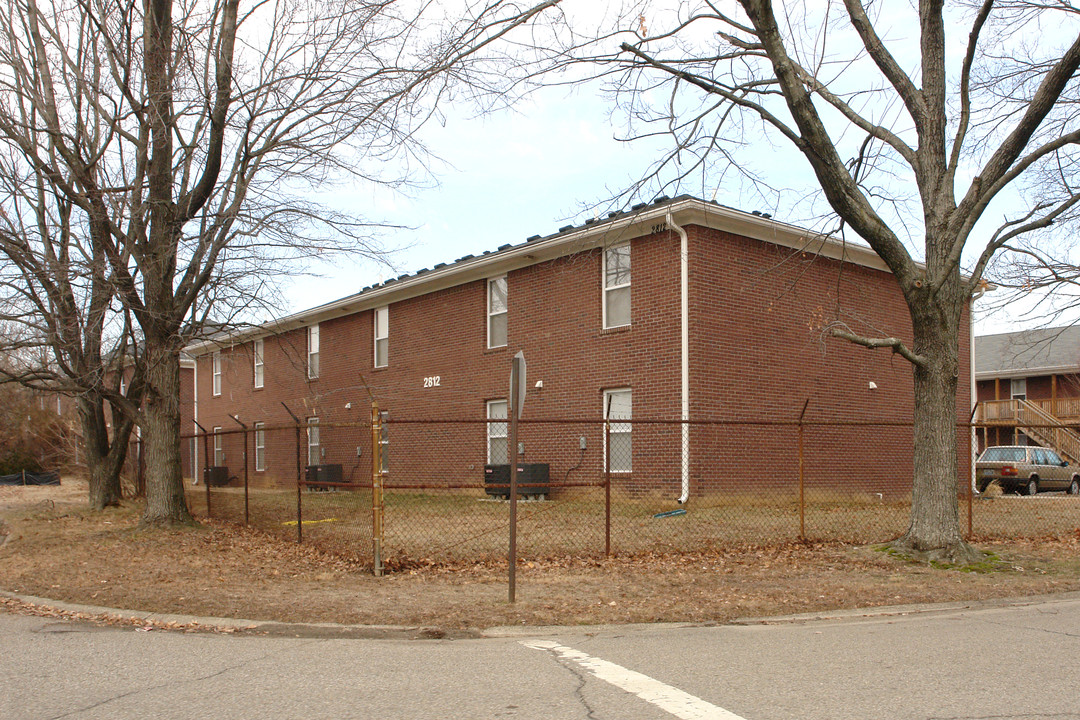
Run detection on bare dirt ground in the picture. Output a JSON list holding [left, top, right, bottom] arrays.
[[2, 480, 1080, 631]]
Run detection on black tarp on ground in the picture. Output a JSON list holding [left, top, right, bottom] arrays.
[[0, 471, 60, 486]]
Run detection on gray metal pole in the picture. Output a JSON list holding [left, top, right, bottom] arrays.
[[508, 355, 522, 603]]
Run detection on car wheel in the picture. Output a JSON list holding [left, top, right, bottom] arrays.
[[1026, 478, 1039, 496], [1070, 478, 1080, 496]]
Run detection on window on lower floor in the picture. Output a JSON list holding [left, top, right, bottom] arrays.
[[307, 417, 320, 466], [487, 399, 508, 465], [379, 411, 389, 474], [254, 422, 265, 472], [604, 388, 632, 472], [213, 427, 224, 466]]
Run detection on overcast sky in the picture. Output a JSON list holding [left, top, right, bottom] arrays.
[[277, 7, 1068, 339]]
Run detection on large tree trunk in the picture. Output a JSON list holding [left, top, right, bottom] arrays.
[[79, 396, 125, 510], [139, 339, 193, 526], [892, 297, 981, 564]]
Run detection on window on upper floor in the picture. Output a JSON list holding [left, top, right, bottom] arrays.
[[1011, 377, 1027, 400], [604, 388, 632, 472], [603, 244, 631, 329], [487, 399, 508, 465], [212, 351, 222, 396], [488, 276, 507, 348], [254, 422, 266, 472], [253, 339, 264, 388], [308, 325, 320, 379], [374, 306, 388, 368]]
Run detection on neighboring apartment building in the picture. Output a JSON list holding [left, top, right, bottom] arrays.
[[975, 326, 1080, 458], [185, 195, 973, 497]]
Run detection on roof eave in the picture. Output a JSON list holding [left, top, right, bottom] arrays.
[[186, 197, 890, 356]]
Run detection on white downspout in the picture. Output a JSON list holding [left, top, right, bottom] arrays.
[[668, 211, 691, 504], [193, 356, 199, 485], [970, 296, 977, 493], [969, 283, 993, 492]]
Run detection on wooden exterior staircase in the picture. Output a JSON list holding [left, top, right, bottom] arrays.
[[977, 398, 1080, 464]]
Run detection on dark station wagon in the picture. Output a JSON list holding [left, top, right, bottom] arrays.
[[976, 445, 1080, 496]]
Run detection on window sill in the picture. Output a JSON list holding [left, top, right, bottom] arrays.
[[600, 324, 632, 336]]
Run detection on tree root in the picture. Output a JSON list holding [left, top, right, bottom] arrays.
[[881, 536, 990, 569], [138, 513, 198, 529]]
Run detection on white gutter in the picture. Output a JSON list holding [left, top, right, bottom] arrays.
[[668, 212, 691, 504], [969, 295, 978, 493], [969, 282, 994, 493], [193, 355, 199, 482]]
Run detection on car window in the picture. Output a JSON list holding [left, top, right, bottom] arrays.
[[980, 447, 1025, 462], [1047, 450, 1064, 465], [1032, 448, 1047, 465]]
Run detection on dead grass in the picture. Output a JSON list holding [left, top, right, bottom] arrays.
[[3, 480, 1080, 630], [185, 483, 1080, 568]]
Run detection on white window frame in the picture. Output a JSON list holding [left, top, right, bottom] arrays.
[[307, 325, 320, 379], [602, 243, 632, 329], [56, 395, 62, 414], [603, 388, 632, 473], [119, 374, 127, 396], [1011, 377, 1027, 400], [379, 411, 389, 474], [253, 339, 264, 389], [254, 422, 265, 472], [487, 399, 508, 465], [374, 306, 388, 368], [487, 276, 508, 349], [213, 427, 224, 466], [212, 351, 222, 396], [307, 417, 321, 467]]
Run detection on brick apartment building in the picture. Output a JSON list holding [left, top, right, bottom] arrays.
[[184, 195, 973, 498], [974, 326, 1080, 460]]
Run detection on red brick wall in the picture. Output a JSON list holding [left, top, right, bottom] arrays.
[[687, 225, 971, 496], [195, 230, 684, 487], [193, 223, 972, 495]]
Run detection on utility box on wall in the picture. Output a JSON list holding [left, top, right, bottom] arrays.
[[484, 463, 550, 499], [305, 464, 344, 486]]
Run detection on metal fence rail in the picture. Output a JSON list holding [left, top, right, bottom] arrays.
[[182, 413, 1080, 572]]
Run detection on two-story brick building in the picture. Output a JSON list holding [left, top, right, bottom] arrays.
[[185, 195, 972, 498]]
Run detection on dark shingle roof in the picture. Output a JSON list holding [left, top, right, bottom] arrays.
[[975, 326, 1080, 376]]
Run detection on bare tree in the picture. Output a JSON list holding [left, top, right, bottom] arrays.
[[532, 1, 1080, 560], [0, 163, 141, 509], [0, 0, 562, 525]]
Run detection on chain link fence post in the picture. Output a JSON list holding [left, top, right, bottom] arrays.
[[605, 419, 611, 558], [372, 400, 384, 577], [798, 399, 809, 541]]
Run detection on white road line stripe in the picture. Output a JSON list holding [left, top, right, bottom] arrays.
[[521, 639, 747, 720]]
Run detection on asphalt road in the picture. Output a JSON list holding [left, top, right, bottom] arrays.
[[2, 595, 1079, 720]]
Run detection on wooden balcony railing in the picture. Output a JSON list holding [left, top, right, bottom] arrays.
[[978, 397, 1080, 422]]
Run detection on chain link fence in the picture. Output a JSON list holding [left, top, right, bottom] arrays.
[[182, 413, 1080, 571]]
